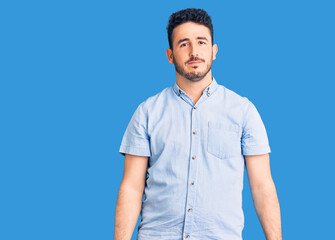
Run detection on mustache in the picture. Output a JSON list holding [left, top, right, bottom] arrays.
[[186, 57, 205, 63]]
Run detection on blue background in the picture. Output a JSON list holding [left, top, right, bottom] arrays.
[[1, 0, 334, 239]]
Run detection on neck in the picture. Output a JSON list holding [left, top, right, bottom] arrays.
[[176, 71, 213, 101]]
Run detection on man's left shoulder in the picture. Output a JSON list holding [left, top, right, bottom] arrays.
[[219, 84, 251, 108]]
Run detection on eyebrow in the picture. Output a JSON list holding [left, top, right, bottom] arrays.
[[177, 37, 209, 45]]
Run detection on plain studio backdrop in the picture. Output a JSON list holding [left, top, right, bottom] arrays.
[[0, 0, 334, 239]]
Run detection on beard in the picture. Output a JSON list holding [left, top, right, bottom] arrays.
[[173, 54, 213, 82]]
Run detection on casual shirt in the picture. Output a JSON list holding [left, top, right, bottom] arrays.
[[119, 77, 271, 240]]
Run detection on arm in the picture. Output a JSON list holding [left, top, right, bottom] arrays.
[[114, 154, 149, 240], [244, 153, 282, 240]]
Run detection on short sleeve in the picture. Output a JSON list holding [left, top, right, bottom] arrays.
[[241, 100, 271, 155], [119, 102, 151, 157]]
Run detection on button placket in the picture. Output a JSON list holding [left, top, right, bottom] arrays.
[[182, 104, 199, 238]]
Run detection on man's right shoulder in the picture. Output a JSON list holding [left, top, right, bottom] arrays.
[[137, 85, 172, 111]]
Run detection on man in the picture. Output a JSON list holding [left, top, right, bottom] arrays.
[[115, 8, 282, 240]]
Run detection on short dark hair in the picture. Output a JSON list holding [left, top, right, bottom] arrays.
[[166, 8, 214, 50]]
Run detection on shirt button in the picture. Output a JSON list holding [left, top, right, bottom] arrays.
[[190, 182, 194, 186], [192, 156, 196, 160], [184, 234, 189, 238], [188, 208, 192, 212], [193, 106, 197, 109], [193, 131, 196, 135]]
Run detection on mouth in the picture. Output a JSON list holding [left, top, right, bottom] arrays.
[[188, 61, 202, 65]]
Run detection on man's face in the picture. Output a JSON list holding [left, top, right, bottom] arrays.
[[166, 21, 218, 82]]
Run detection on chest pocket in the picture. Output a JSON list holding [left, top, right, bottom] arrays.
[[207, 121, 242, 159]]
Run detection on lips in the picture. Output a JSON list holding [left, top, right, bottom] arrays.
[[188, 61, 202, 64]]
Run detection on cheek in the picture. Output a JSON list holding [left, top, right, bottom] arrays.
[[204, 52, 214, 61], [174, 54, 188, 64]]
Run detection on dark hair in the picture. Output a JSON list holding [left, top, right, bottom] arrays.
[[166, 8, 214, 50]]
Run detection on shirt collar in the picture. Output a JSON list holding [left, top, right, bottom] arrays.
[[172, 76, 219, 97]]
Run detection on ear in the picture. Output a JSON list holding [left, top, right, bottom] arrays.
[[166, 48, 174, 64], [212, 44, 218, 60]]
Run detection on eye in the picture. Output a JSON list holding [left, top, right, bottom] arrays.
[[199, 41, 206, 45], [180, 43, 188, 47]]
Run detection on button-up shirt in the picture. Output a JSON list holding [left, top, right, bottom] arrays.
[[119, 77, 271, 240]]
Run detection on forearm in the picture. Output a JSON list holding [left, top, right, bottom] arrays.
[[114, 182, 144, 240], [251, 181, 282, 240]]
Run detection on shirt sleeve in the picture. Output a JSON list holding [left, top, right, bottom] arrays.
[[241, 99, 271, 155], [119, 102, 151, 157]]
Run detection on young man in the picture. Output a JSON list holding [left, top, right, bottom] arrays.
[[115, 8, 282, 240]]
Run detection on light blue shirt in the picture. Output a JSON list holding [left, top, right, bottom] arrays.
[[119, 77, 271, 240]]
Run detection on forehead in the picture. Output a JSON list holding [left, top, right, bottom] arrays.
[[172, 22, 211, 43]]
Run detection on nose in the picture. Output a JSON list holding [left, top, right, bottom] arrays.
[[189, 44, 199, 58]]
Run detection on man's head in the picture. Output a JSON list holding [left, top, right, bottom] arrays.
[[166, 8, 218, 82]]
